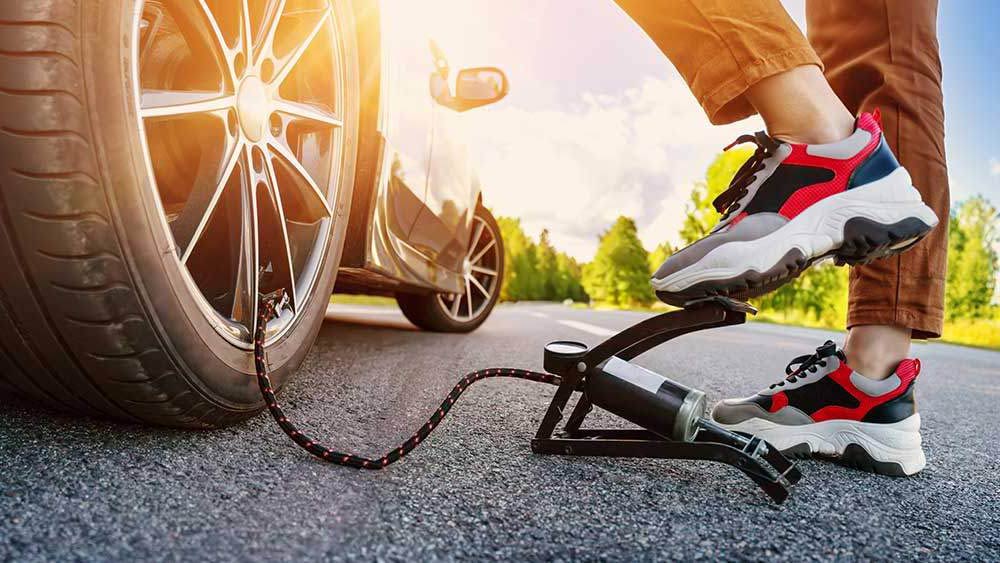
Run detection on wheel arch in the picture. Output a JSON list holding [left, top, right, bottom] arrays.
[[339, 0, 383, 268]]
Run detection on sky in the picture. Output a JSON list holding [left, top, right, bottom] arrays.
[[420, 0, 999, 260]]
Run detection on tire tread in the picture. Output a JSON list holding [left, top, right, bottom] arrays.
[[0, 0, 251, 427]]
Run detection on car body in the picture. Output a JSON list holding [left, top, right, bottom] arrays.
[[332, 1, 507, 319], [0, 0, 507, 426]]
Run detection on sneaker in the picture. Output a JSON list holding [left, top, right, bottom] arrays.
[[651, 111, 938, 306], [710, 340, 926, 476]]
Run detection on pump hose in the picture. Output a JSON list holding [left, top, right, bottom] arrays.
[[254, 293, 561, 469]]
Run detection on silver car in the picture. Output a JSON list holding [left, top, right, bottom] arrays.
[[0, 0, 508, 427]]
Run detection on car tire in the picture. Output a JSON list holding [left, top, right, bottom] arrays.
[[396, 206, 504, 333], [0, 0, 359, 427]]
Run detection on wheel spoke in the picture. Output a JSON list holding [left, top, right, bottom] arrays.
[[231, 149, 260, 336], [469, 275, 490, 299], [256, 0, 287, 63], [141, 90, 236, 119], [271, 7, 331, 87], [267, 140, 334, 220], [273, 99, 343, 128], [262, 152, 298, 311], [164, 0, 238, 84], [450, 292, 462, 317], [465, 278, 473, 320], [197, 0, 237, 81], [139, 7, 164, 70], [241, 0, 255, 64], [177, 135, 245, 263], [467, 221, 485, 258], [470, 265, 497, 277], [470, 239, 496, 265]]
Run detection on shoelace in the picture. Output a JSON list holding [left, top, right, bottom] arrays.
[[768, 340, 845, 389], [712, 131, 781, 220]]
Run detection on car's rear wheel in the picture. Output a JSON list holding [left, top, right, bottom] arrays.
[[396, 206, 504, 333], [0, 0, 359, 427]]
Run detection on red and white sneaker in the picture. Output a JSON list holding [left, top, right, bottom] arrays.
[[652, 111, 938, 306], [711, 341, 925, 476]]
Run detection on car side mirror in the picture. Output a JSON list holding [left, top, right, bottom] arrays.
[[453, 67, 508, 111]]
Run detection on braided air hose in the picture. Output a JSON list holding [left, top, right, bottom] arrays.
[[254, 294, 561, 469]]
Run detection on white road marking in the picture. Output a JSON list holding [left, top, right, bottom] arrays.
[[529, 312, 549, 319], [556, 319, 616, 337]]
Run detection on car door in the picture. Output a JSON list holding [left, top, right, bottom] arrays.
[[405, 43, 475, 275], [377, 2, 434, 243]]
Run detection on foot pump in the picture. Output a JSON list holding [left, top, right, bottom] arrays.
[[531, 297, 800, 503], [255, 292, 800, 504]]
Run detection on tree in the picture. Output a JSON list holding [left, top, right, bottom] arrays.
[[679, 147, 755, 244], [946, 196, 998, 320], [554, 252, 588, 303], [535, 229, 558, 300], [582, 216, 654, 307], [495, 217, 588, 303], [496, 217, 540, 301], [647, 242, 674, 276]]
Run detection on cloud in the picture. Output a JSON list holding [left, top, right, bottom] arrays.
[[990, 157, 1000, 176], [464, 75, 762, 260]]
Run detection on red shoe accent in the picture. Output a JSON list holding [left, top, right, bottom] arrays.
[[726, 211, 749, 229], [810, 360, 920, 422], [768, 391, 788, 413], [777, 113, 883, 219]]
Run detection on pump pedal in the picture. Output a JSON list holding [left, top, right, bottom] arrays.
[[532, 298, 800, 504]]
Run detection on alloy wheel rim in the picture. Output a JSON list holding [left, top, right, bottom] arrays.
[[437, 215, 501, 322], [133, 0, 348, 348]]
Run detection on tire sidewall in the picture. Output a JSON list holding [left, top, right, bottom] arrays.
[[81, 0, 360, 409]]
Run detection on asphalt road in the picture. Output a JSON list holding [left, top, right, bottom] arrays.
[[2, 302, 999, 561]]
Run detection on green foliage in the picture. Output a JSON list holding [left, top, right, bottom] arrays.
[[496, 217, 587, 302], [647, 242, 673, 276], [756, 264, 849, 327], [535, 230, 558, 299], [496, 217, 539, 301], [680, 147, 754, 244], [946, 196, 998, 320], [582, 217, 655, 307], [553, 252, 588, 302]]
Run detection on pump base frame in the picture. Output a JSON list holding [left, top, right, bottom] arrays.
[[531, 297, 802, 504]]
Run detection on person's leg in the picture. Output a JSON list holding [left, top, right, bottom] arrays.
[[614, 0, 851, 144], [808, 0, 949, 377], [613, 0, 822, 126], [620, 0, 937, 307], [617, 0, 938, 474], [743, 65, 854, 144]]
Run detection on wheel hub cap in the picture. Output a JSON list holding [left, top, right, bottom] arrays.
[[237, 76, 270, 142]]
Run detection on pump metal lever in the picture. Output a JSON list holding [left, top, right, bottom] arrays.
[[531, 296, 801, 504]]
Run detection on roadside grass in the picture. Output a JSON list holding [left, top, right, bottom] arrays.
[[753, 310, 1000, 350], [565, 301, 1000, 351], [330, 294, 397, 307]]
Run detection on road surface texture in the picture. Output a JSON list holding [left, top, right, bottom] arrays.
[[2, 302, 998, 561]]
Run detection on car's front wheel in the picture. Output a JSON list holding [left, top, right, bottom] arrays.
[[0, 0, 359, 427], [396, 206, 504, 333]]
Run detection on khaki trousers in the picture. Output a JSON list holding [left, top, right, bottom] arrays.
[[617, 0, 948, 338]]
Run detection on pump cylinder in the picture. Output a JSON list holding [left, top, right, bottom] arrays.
[[585, 357, 706, 442]]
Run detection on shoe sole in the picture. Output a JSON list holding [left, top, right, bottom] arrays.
[[722, 413, 926, 476], [652, 168, 938, 306]]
